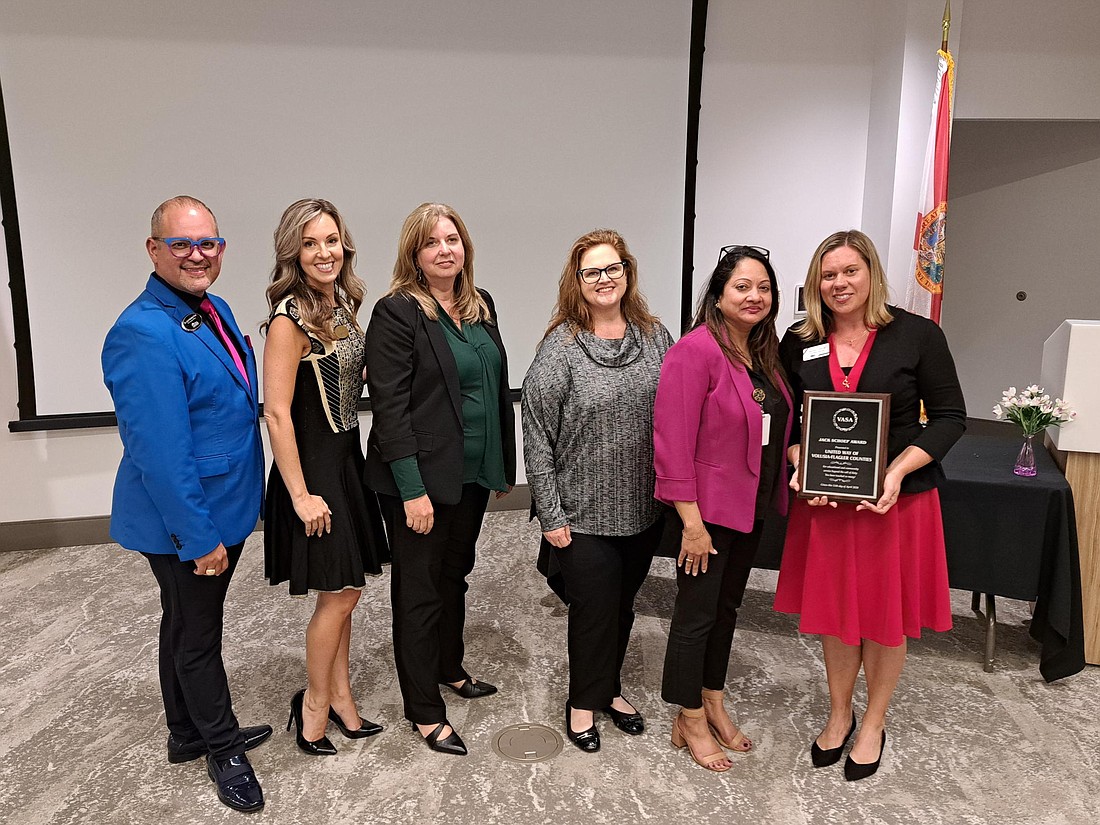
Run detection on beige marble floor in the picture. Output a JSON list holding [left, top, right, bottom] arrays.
[[1, 511, 1097, 825]]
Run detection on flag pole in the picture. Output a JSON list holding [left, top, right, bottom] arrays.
[[941, 0, 951, 52]]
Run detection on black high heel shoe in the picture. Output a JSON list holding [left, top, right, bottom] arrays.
[[844, 730, 886, 781], [565, 702, 600, 752], [604, 700, 645, 735], [810, 712, 856, 768], [416, 721, 467, 756], [328, 707, 383, 739], [287, 689, 337, 756]]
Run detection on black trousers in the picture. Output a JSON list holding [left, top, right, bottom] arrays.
[[554, 522, 660, 710], [661, 521, 762, 708], [380, 484, 490, 725], [143, 543, 246, 759]]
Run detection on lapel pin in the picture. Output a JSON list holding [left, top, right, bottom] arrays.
[[181, 313, 202, 332]]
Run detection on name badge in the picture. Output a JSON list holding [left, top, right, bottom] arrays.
[[804, 343, 829, 361], [761, 412, 771, 446]]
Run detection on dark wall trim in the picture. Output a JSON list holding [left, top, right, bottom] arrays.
[[682, 0, 709, 335], [8, 391, 526, 433], [1, 75, 38, 423]]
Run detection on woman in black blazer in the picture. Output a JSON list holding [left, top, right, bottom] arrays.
[[364, 202, 515, 756]]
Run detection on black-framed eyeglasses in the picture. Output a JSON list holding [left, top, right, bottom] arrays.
[[576, 261, 627, 284], [718, 244, 769, 263], [154, 236, 226, 259]]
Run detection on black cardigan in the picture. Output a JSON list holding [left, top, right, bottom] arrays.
[[780, 306, 966, 493], [363, 288, 517, 506]]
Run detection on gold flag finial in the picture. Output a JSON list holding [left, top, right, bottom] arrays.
[[941, 0, 952, 52]]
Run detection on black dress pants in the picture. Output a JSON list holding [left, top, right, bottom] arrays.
[[143, 542, 246, 759], [553, 521, 660, 710], [380, 484, 491, 725], [661, 520, 762, 708]]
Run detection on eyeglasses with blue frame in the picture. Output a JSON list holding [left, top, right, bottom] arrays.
[[154, 236, 226, 258]]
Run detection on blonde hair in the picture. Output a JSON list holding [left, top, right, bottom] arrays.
[[387, 202, 490, 323], [542, 228, 658, 339], [261, 198, 365, 340], [795, 229, 894, 341]]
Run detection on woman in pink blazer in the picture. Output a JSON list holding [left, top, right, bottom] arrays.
[[653, 245, 792, 772]]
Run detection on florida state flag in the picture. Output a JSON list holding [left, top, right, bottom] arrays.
[[905, 49, 955, 324]]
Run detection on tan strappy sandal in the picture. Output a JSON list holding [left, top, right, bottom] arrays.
[[702, 688, 753, 753], [671, 707, 732, 772]]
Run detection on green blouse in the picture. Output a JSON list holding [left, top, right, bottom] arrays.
[[389, 307, 508, 500]]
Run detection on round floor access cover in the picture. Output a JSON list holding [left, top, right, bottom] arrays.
[[491, 723, 563, 762]]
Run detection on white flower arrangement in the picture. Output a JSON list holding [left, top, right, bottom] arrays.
[[993, 385, 1076, 436]]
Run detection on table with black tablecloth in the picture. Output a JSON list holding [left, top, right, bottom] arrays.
[[755, 430, 1085, 682], [938, 432, 1085, 681]]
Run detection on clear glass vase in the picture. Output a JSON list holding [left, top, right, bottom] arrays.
[[1013, 433, 1038, 477]]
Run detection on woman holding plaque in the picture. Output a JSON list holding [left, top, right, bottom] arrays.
[[653, 244, 792, 772], [774, 229, 965, 781]]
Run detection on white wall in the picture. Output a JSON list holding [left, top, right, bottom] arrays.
[[693, 0, 875, 332], [6, 0, 1100, 530], [955, 0, 1100, 119]]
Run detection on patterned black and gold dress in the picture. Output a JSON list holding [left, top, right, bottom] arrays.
[[264, 297, 388, 595]]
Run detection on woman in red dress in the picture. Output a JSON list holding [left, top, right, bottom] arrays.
[[774, 230, 965, 781]]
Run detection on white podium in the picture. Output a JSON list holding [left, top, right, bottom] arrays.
[[1041, 320, 1100, 664]]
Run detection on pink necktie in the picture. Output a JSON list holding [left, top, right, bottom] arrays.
[[200, 298, 250, 388]]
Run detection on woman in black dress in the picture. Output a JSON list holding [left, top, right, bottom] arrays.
[[263, 198, 388, 756]]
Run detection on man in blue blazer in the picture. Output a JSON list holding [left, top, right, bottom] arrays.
[[102, 196, 268, 814]]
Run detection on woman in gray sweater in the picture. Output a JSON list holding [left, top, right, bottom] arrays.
[[521, 229, 673, 753]]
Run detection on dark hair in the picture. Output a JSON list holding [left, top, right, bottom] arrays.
[[691, 246, 784, 382]]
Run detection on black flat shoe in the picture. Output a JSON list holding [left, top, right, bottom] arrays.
[[565, 702, 600, 752], [844, 730, 887, 781], [287, 689, 337, 756], [811, 712, 857, 768], [167, 724, 273, 764], [417, 721, 468, 755], [442, 678, 498, 699], [328, 708, 383, 739], [605, 703, 645, 735], [206, 753, 264, 813]]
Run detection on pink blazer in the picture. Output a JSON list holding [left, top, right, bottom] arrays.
[[653, 325, 792, 532]]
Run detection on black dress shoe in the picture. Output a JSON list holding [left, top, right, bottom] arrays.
[[605, 703, 645, 735], [288, 689, 337, 756], [844, 730, 887, 781], [810, 712, 856, 768], [417, 721, 467, 755], [442, 678, 498, 699], [328, 707, 383, 739], [565, 702, 600, 753], [167, 725, 274, 764], [206, 753, 264, 813]]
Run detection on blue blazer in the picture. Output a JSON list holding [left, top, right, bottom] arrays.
[[102, 275, 264, 560]]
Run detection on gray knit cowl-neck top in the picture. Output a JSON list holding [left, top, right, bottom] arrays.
[[521, 321, 673, 537]]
